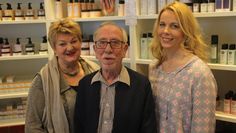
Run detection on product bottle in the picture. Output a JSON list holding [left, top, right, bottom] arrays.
[[89, 35, 95, 56], [210, 35, 218, 63], [193, 0, 200, 12], [25, 3, 35, 20], [3, 3, 14, 21], [147, 33, 154, 59], [141, 0, 148, 15], [0, 4, 3, 21], [81, 0, 87, 10], [148, 0, 157, 15], [85, 0, 91, 10], [13, 38, 22, 56], [216, 95, 221, 111], [67, 0, 74, 18], [158, 0, 166, 13], [1, 38, 12, 56], [0, 37, 4, 56], [39, 36, 48, 55], [200, 0, 208, 12], [118, 0, 125, 16], [90, 0, 96, 10], [81, 37, 90, 56], [25, 37, 35, 55], [140, 33, 148, 59], [227, 44, 236, 65], [38, 2, 46, 20], [220, 43, 228, 64], [231, 93, 236, 115], [15, 3, 25, 21], [208, 0, 215, 12], [55, 0, 63, 19], [224, 92, 231, 114], [73, 0, 81, 18]]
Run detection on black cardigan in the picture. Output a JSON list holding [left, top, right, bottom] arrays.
[[74, 67, 157, 133]]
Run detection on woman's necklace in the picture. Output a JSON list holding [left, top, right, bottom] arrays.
[[60, 63, 80, 77]]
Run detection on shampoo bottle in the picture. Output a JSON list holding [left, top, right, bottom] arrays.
[[25, 37, 35, 55], [0, 4, 3, 21], [38, 2, 46, 20], [1, 38, 12, 56], [15, 3, 25, 21], [220, 43, 228, 64], [231, 93, 236, 115], [193, 0, 200, 12], [3, 3, 14, 21], [39, 36, 48, 55], [25, 3, 35, 20], [67, 0, 74, 18], [55, 0, 63, 19], [73, 0, 81, 18], [118, 0, 125, 16], [227, 44, 236, 65], [13, 38, 22, 56], [140, 33, 148, 59], [210, 35, 218, 63]]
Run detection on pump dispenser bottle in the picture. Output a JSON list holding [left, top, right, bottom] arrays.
[[0, 4, 3, 21], [15, 3, 25, 21], [55, 0, 63, 19], [38, 2, 45, 20], [13, 38, 22, 56], [25, 3, 35, 20], [73, 0, 81, 18], [210, 35, 218, 63], [39, 36, 48, 55], [25, 38, 35, 55], [3, 3, 14, 21], [1, 38, 12, 56]]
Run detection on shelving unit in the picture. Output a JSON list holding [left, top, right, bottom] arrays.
[[0, 118, 25, 128], [0, 0, 236, 129]]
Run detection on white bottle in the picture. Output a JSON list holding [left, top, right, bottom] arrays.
[[227, 44, 236, 65], [118, 0, 125, 16], [200, 0, 208, 12], [233, 0, 236, 11], [67, 0, 74, 18], [55, 0, 63, 19], [148, 0, 156, 15], [89, 35, 95, 56], [140, 33, 148, 59], [140, 0, 148, 15], [73, 0, 81, 18], [220, 44, 228, 64], [207, 0, 215, 12]]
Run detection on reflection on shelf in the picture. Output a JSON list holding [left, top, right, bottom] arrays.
[[0, 118, 25, 128], [216, 111, 236, 123]]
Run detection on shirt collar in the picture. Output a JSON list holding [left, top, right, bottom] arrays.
[[91, 66, 130, 86]]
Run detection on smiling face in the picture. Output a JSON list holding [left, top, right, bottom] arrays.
[[158, 10, 185, 51], [54, 33, 81, 65], [93, 24, 128, 72]]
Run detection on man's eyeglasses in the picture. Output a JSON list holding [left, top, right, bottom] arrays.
[[95, 40, 125, 49]]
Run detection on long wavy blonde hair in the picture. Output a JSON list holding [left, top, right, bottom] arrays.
[[151, 1, 209, 66]]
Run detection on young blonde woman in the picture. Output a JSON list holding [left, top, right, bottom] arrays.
[[149, 2, 217, 132]]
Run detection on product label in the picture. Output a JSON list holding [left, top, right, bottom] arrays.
[[220, 50, 228, 64], [224, 99, 230, 114], [228, 50, 236, 65], [26, 47, 34, 51], [211, 46, 217, 59], [193, 4, 200, 12], [201, 3, 208, 12], [140, 38, 148, 59], [231, 101, 236, 115]]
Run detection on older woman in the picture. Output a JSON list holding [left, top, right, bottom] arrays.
[[25, 18, 99, 133]]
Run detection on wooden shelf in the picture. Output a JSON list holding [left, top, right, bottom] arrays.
[[0, 54, 49, 61], [0, 118, 25, 128]]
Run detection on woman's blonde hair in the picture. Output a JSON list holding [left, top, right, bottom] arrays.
[[151, 1, 209, 66], [48, 18, 82, 49]]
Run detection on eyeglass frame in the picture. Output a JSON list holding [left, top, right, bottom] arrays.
[[94, 39, 126, 49]]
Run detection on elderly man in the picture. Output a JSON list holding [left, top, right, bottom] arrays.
[[74, 22, 157, 133]]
